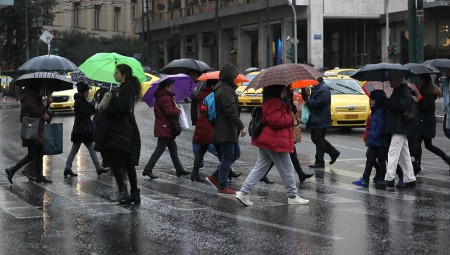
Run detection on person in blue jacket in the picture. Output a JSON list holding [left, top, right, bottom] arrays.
[[353, 90, 388, 187]]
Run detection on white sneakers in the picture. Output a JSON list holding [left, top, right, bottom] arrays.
[[288, 196, 309, 205], [236, 192, 253, 206]]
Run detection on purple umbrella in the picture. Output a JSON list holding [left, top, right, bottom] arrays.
[[142, 73, 196, 107]]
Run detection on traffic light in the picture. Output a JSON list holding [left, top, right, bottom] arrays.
[[287, 46, 295, 63], [392, 42, 397, 55], [388, 45, 394, 57]]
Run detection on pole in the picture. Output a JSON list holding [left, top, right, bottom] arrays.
[[408, 0, 417, 63], [288, 0, 297, 63], [24, 0, 30, 61], [385, 0, 389, 63], [214, 0, 219, 69], [141, 0, 146, 65], [266, 0, 271, 68], [416, 0, 424, 63], [145, 0, 152, 67]]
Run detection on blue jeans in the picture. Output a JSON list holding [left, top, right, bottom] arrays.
[[192, 142, 218, 168], [212, 142, 240, 189]]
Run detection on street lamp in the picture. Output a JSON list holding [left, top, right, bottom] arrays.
[[31, 16, 44, 56], [287, 0, 297, 63]]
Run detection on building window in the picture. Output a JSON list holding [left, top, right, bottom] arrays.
[[72, 2, 80, 28], [94, 5, 101, 30], [131, 0, 136, 21], [114, 7, 121, 31]]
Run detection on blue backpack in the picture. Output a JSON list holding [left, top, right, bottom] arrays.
[[201, 92, 216, 126]]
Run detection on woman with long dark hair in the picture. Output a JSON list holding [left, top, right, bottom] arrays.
[[95, 64, 142, 204], [416, 74, 450, 169]]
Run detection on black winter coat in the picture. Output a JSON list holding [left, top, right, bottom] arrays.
[[305, 81, 331, 130], [94, 81, 141, 166], [212, 63, 245, 144], [385, 83, 414, 136], [71, 93, 95, 144], [418, 90, 437, 138]]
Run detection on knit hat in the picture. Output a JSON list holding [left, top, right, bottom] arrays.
[[369, 90, 386, 109], [76, 82, 90, 94]]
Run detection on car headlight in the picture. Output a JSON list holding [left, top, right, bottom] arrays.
[[70, 96, 75, 101], [235, 91, 243, 96]]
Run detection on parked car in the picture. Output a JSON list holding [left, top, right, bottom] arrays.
[[324, 68, 364, 86], [50, 85, 99, 112]]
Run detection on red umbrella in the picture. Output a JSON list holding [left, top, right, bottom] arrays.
[[363, 81, 422, 101], [197, 71, 249, 83], [246, 64, 322, 90]]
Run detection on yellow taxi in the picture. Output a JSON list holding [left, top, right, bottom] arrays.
[[140, 73, 160, 98], [236, 71, 263, 110], [324, 68, 365, 86], [50, 85, 99, 112], [323, 77, 370, 128]]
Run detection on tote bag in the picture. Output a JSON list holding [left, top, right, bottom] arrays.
[[43, 123, 63, 155], [301, 104, 310, 125], [178, 104, 190, 131]]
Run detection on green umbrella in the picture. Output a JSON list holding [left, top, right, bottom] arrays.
[[79, 52, 146, 84]]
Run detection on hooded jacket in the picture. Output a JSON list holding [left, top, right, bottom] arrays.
[[305, 81, 331, 130], [71, 93, 96, 144], [153, 87, 180, 139], [212, 63, 245, 144], [20, 89, 46, 146]]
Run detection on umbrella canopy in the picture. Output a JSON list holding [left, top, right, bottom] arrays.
[[70, 71, 113, 88], [17, 54, 79, 73], [403, 63, 441, 75], [351, 63, 416, 81], [246, 64, 323, 90], [197, 71, 249, 83], [422, 58, 450, 70], [142, 74, 196, 107], [79, 53, 146, 84], [15, 72, 74, 92], [160, 58, 211, 75], [362, 81, 422, 100]]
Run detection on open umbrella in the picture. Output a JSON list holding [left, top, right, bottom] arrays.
[[422, 58, 450, 70], [70, 71, 114, 88], [403, 63, 441, 75], [142, 74, 196, 107], [246, 64, 322, 90], [17, 54, 79, 73], [351, 63, 416, 81], [79, 53, 146, 84], [160, 58, 211, 75], [197, 71, 249, 83], [363, 81, 422, 100], [15, 72, 74, 92]]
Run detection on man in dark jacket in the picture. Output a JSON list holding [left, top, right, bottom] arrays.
[[378, 71, 417, 188], [305, 78, 340, 168], [206, 63, 246, 195]]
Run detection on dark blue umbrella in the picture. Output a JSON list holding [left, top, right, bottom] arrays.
[[403, 63, 441, 75], [17, 54, 79, 73], [351, 63, 416, 81]]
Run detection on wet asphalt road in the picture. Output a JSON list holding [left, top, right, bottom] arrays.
[[1, 102, 450, 255]]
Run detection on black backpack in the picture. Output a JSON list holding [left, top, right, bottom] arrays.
[[248, 107, 264, 138]]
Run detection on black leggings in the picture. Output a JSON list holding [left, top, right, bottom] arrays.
[[416, 136, 448, 163], [108, 152, 138, 192]]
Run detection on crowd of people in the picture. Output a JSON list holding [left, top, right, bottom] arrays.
[[4, 63, 450, 206]]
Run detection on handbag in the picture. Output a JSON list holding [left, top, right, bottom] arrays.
[[403, 103, 418, 123], [43, 123, 63, 155], [301, 104, 310, 125], [21, 116, 40, 140], [294, 110, 302, 143]]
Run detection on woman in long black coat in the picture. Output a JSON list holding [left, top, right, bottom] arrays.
[[64, 82, 109, 178], [416, 74, 450, 169]]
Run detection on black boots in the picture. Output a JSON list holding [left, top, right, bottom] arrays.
[[64, 168, 78, 178], [260, 176, 274, 184], [96, 168, 110, 176], [142, 169, 158, 179], [5, 168, 15, 184], [120, 189, 141, 205], [110, 189, 129, 203], [298, 170, 314, 183], [36, 177, 53, 183], [228, 170, 242, 180]]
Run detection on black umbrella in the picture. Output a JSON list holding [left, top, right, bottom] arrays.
[[17, 54, 79, 73], [160, 58, 211, 75], [403, 63, 441, 75], [70, 71, 115, 89], [15, 72, 74, 92], [422, 58, 450, 70], [351, 63, 416, 81]]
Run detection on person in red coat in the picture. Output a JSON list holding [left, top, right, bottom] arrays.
[[142, 79, 191, 178], [235, 85, 309, 206]]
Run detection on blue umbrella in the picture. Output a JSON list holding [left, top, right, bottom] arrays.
[[142, 74, 196, 107]]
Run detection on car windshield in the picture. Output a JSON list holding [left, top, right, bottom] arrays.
[[324, 79, 364, 95], [241, 74, 258, 86]]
